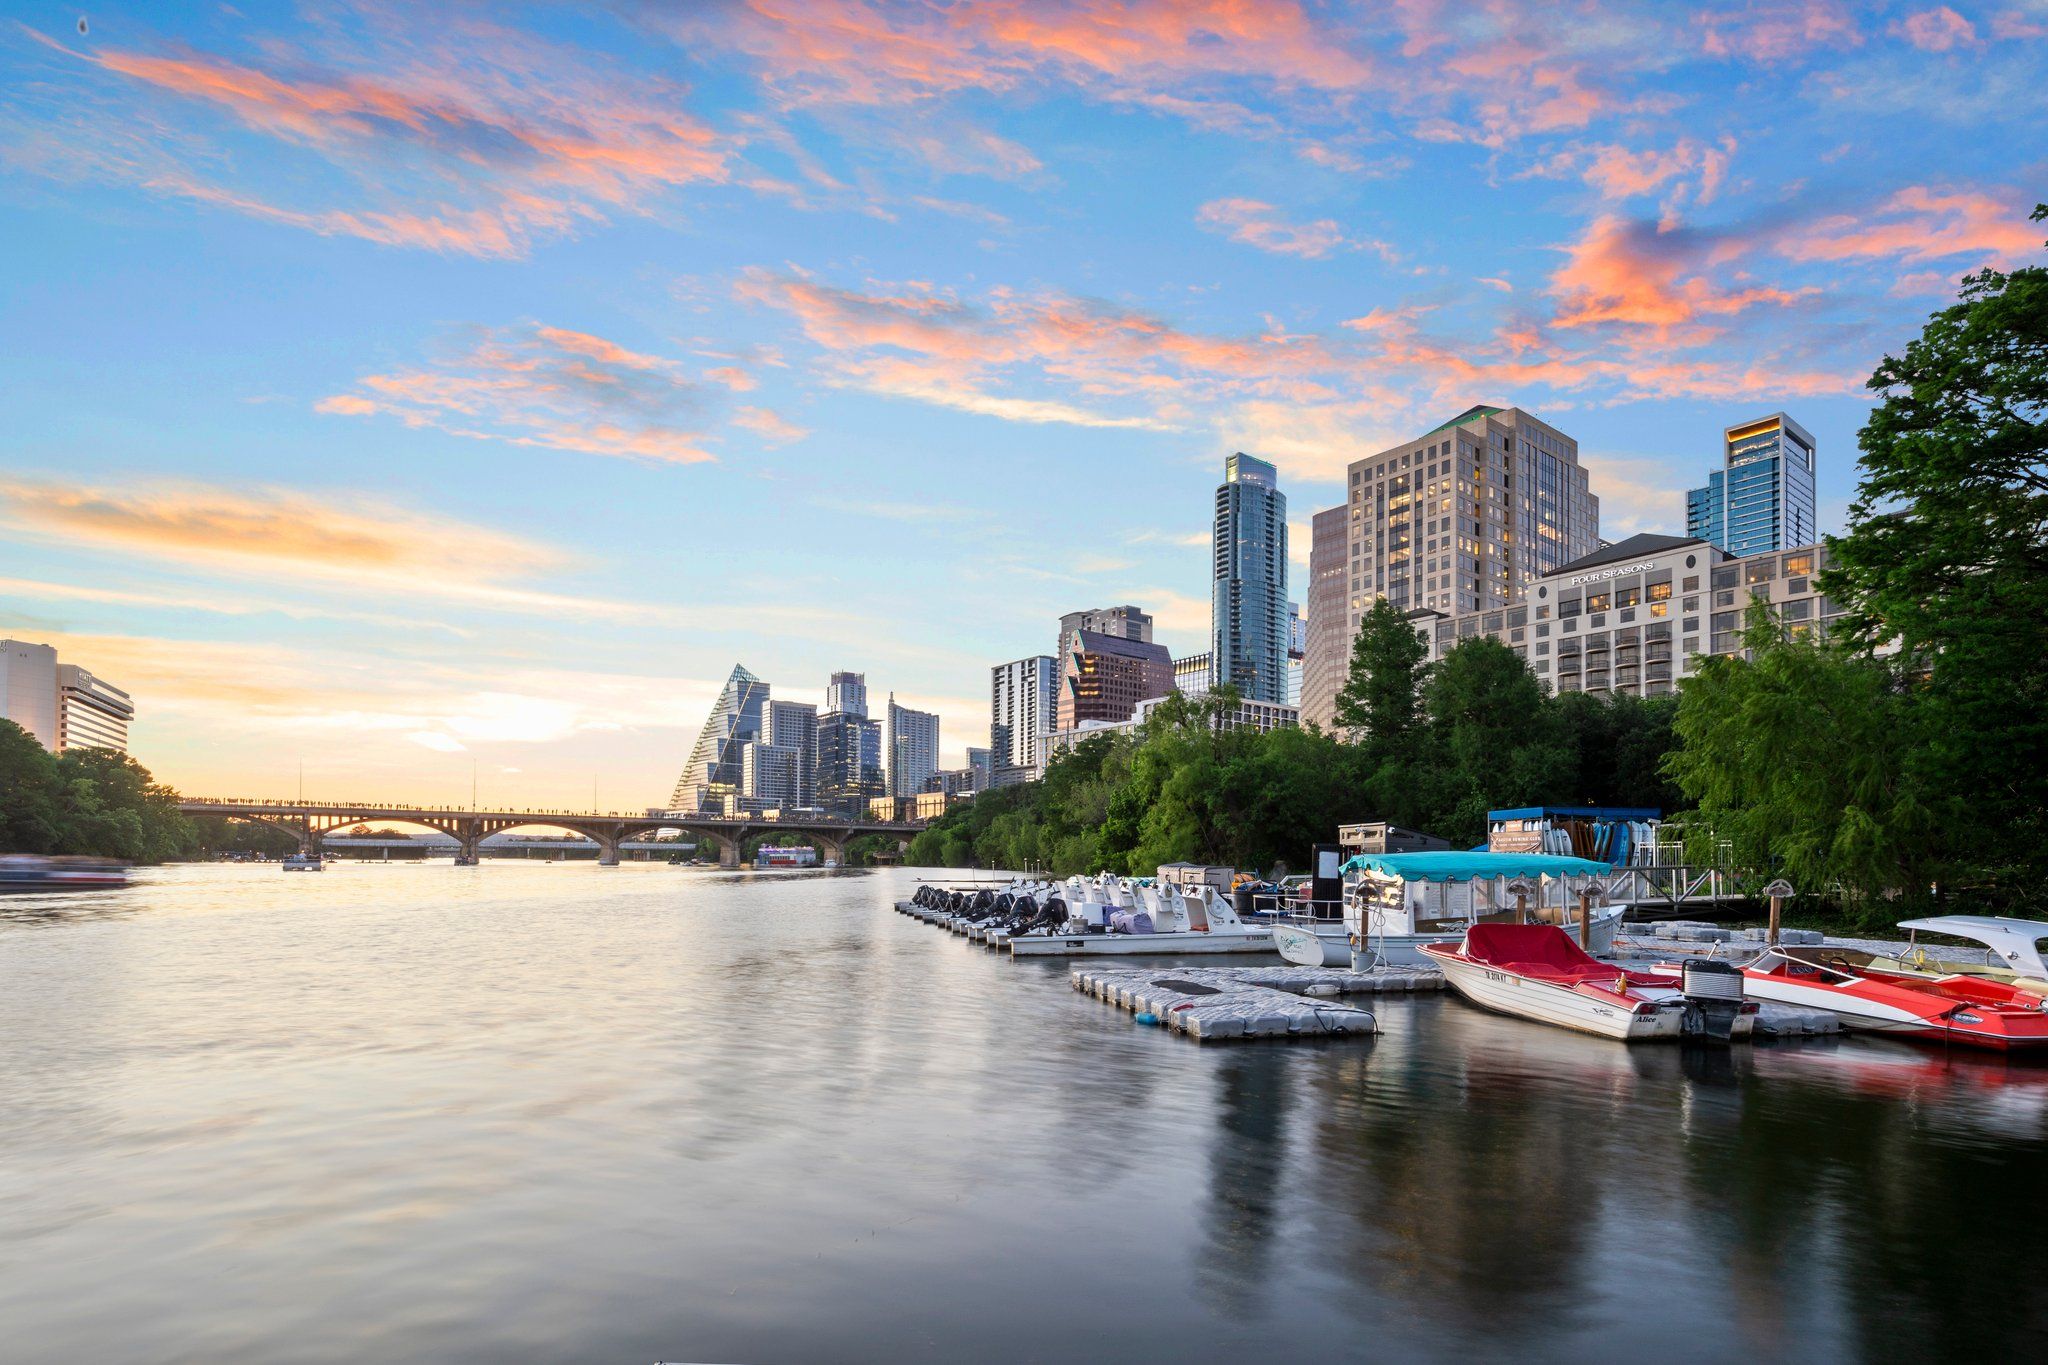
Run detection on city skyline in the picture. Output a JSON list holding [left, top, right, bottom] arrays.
[[2, 3, 2042, 804]]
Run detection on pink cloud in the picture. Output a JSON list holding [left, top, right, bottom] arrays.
[[1777, 186, 2041, 269], [1549, 215, 1814, 335], [1196, 197, 1353, 259], [1893, 6, 1981, 49], [1700, 1, 1863, 60]]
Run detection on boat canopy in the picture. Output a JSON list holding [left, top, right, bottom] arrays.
[[1897, 916, 2048, 980], [1338, 851, 1613, 882]]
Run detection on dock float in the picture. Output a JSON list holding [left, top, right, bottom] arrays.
[[1070, 964, 1439, 1040]]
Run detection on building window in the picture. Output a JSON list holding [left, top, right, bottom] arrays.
[[1784, 551, 1815, 577], [1587, 591, 1610, 611], [1783, 598, 1813, 621], [1682, 575, 1699, 592], [1648, 602, 1668, 618], [1712, 567, 1738, 589], [1745, 559, 1776, 585], [1647, 582, 1671, 602]]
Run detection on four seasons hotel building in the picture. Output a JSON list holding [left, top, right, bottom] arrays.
[[1300, 405, 1601, 730]]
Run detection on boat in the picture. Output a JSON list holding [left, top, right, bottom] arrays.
[[1, 854, 131, 891], [1423, 923, 1757, 1042], [1007, 878, 1274, 957], [281, 852, 323, 872], [1335, 851, 1628, 970], [1740, 945, 2048, 1051], [1864, 916, 2048, 994]]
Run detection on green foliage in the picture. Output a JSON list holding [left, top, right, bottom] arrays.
[[0, 722, 199, 862], [1664, 604, 1946, 917], [1821, 205, 2048, 900]]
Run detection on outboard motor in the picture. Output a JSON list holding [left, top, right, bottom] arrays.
[[1680, 959, 1748, 1042]]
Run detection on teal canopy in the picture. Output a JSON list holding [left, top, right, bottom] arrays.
[[1338, 851, 1613, 882]]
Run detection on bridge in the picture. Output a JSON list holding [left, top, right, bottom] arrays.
[[178, 799, 927, 868]]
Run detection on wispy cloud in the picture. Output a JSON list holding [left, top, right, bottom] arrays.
[[1196, 197, 1377, 260]]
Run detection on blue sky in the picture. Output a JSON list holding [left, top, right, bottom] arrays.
[[1, 0, 2042, 805]]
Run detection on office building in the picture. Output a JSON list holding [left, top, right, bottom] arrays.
[[1412, 532, 1848, 698], [1685, 413, 1817, 557], [1300, 505, 1350, 732], [740, 741, 803, 812], [1212, 452, 1289, 703], [1056, 605, 1152, 663], [1286, 601, 1305, 709], [1173, 652, 1213, 699], [816, 710, 884, 816], [966, 747, 992, 788], [763, 699, 819, 809], [55, 665, 133, 754], [990, 654, 1057, 782], [825, 670, 869, 719], [885, 695, 940, 798], [0, 639, 60, 750], [1302, 405, 1599, 730], [669, 664, 769, 814], [925, 767, 981, 797], [1055, 629, 1174, 731]]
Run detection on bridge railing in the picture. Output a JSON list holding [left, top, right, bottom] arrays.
[[178, 797, 927, 828]]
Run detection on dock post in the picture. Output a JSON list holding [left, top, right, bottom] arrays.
[[1763, 878, 1794, 946]]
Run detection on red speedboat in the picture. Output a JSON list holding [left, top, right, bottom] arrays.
[[1741, 946, 2048, 1052], [1423, 923, 1757, 1042]]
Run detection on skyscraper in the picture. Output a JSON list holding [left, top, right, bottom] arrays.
[[1212, 452, 1289, 703], [55, 665, 133, 754], [1055, 630, 1174, 730], [816, 711, 884, 816], [1056, 606, 1152, 665], [669, 664, 769, 813], [966, 747, 993, 789], [825, 670, 868, 718], [1285, 600, 1305, 709], [764, 699, 819, 809], [1300, 505, 1349, 732], [885, 695, 940, 798], [990, 655, 1057, 780], [1301, 406, 1600, 730], [1685, 413, 1816, 557], [0, 639, 60, 751]]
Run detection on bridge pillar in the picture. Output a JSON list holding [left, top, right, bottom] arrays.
[[595, 826, 621, 867], [813, 833, 848, 868], [453, 816, 482, 866]]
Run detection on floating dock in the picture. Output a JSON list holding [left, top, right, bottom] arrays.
[[1069, 964, 1440, 1041]]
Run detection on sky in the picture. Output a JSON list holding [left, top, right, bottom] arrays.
[[1, 0, 2043, 809]]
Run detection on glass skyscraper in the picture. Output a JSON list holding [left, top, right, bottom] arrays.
[[669, 663, 768, 814], [885, 695, 940, 798], [1212, 452, 1289, 704], [1685, 413, 1816, 556]]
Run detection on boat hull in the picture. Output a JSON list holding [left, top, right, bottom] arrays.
[[1741, 974, 2048, 1051], [1009, 929, 1275, 957], [1273, 922, 1349, 968], [1427, 949, 1679, 1041], [1349, 907, 1623, 970]]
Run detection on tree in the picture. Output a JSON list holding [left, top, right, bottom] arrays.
[[1821, 204, 2048, 899], [1663, 604, 1945, 917], [0, 720, 67, 853], [1421, 637, 1569, 843], [1332, 597, 1429, 757]]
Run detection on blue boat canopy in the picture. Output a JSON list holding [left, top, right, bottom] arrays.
[[1487, 806, 1660, 822], [1338, 851, 1614, 882]]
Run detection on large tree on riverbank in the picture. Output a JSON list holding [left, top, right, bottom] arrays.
[[1821, 202, 2048, 902], [0, 721, 196, 861]]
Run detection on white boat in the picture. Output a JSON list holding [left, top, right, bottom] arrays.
[[1338, 851, 1627, 969], [1867, 915, 2048, 994], [281, 853, 323, 873], [1424, 923, 1757, 1042], [1008, 879, 1274, 957]]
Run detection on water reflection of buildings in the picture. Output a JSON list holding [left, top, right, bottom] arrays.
[[1195, 1051, 1290, 1317]]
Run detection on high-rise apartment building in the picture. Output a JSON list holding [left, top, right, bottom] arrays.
[[1302, 405, 1599, 729], [1172, 652, 1213, 699], [740, 741, 803, 811], [1300, 505, 1350, 732], [1286, 601, 1305, 709], [885, 695, 940, 798], [966, 747, 992, 788], [1212, 452, 1289, 704], [1685, 413, 1816, 557], [1055, 630, 1174, 731], [990, 655, 1057, 780], [825, 670, 868, 719], [669, 664, 769, 814], [0, 639, 60, 750], [55, 665, 133, 754], [816, 710, 884, 816], [763, 699, 818, 808]]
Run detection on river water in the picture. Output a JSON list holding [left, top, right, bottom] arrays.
[[2, 863, 2043, 1363]]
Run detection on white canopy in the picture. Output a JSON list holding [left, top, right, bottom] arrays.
[[1897, 916, 2048, 980]]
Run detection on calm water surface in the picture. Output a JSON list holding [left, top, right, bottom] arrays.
[[3, 864, 2044, 1364]]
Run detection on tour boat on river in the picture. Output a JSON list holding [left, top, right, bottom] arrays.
[[1423, 923, 1757, 1042], [1740, 945, 2048, 1051], [1290, 851, 1627, 970]]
